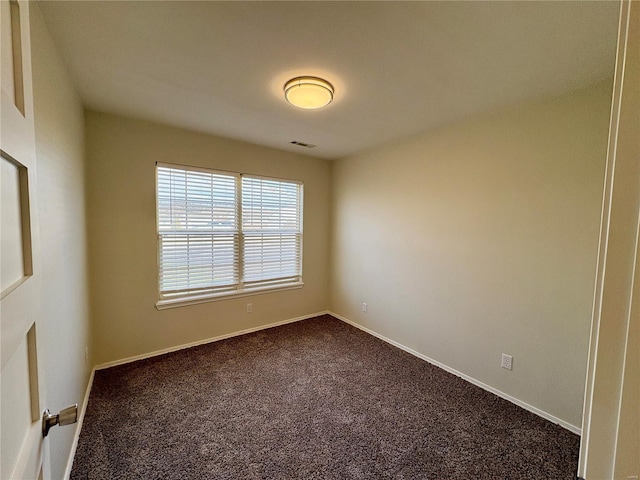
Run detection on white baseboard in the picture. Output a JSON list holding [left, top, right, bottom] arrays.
[[66, 309, 578, 479], [95, 311, 330, 370], [64, 367, 95, 480], [328, 311, 581, 435]]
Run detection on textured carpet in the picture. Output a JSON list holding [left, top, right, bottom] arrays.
[[71, 315, 579, 479]]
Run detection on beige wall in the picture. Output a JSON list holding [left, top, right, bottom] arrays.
[[30, 5, 91, 479], [85, 111, 331, 365], [330, 81, 612, 430]]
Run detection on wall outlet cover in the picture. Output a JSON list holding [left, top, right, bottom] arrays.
[[501, 353, 513, 370]]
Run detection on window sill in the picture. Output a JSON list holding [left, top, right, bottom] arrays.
[[155, 282, 304, 310]]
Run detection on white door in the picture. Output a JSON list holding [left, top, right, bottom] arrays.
[[578, 0, 640, 478], [1, 0, 50, 478]]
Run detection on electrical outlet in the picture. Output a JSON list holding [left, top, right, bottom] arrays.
[[246, 303, 252, 313], [85, 347, 89, 363], [362, 302, 368, 313], [501, 353, 513, 370]]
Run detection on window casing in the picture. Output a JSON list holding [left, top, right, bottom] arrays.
[[156, 163, 303, 308]]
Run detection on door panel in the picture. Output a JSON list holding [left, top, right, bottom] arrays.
[[1, 0, 16, 99], [1, 0, 48, 478], [0, 337, 34, 479], [1, 150, 33, 297], [1, 327, 44, 480], [1, 153, 26, 290]]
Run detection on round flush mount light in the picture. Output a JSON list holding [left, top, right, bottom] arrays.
[[284, 76, 334, 109]]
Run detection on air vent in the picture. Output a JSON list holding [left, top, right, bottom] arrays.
[[290, 141, 316, 148]]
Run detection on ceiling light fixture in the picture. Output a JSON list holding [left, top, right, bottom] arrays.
[[284, 76, 334, 110]]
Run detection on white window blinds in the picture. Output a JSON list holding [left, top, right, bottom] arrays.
[[242, 176, 303, 288], [157, 165, 239, 299], [156, 164, 303, 304]]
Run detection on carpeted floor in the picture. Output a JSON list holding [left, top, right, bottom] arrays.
[[71, 315, 579, 479]]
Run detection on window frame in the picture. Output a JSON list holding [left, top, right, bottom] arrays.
[[155, 162, 303, 310]]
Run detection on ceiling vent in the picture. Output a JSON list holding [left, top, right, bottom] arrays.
[[290, 141, 316, 149]]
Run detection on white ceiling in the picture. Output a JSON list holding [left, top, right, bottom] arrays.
[[38, 1, 620, 160]]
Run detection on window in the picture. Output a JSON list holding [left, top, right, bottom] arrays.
[[156, 163, 303, 308]]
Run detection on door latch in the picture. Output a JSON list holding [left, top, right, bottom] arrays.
[[42, 404, 78, 437]]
